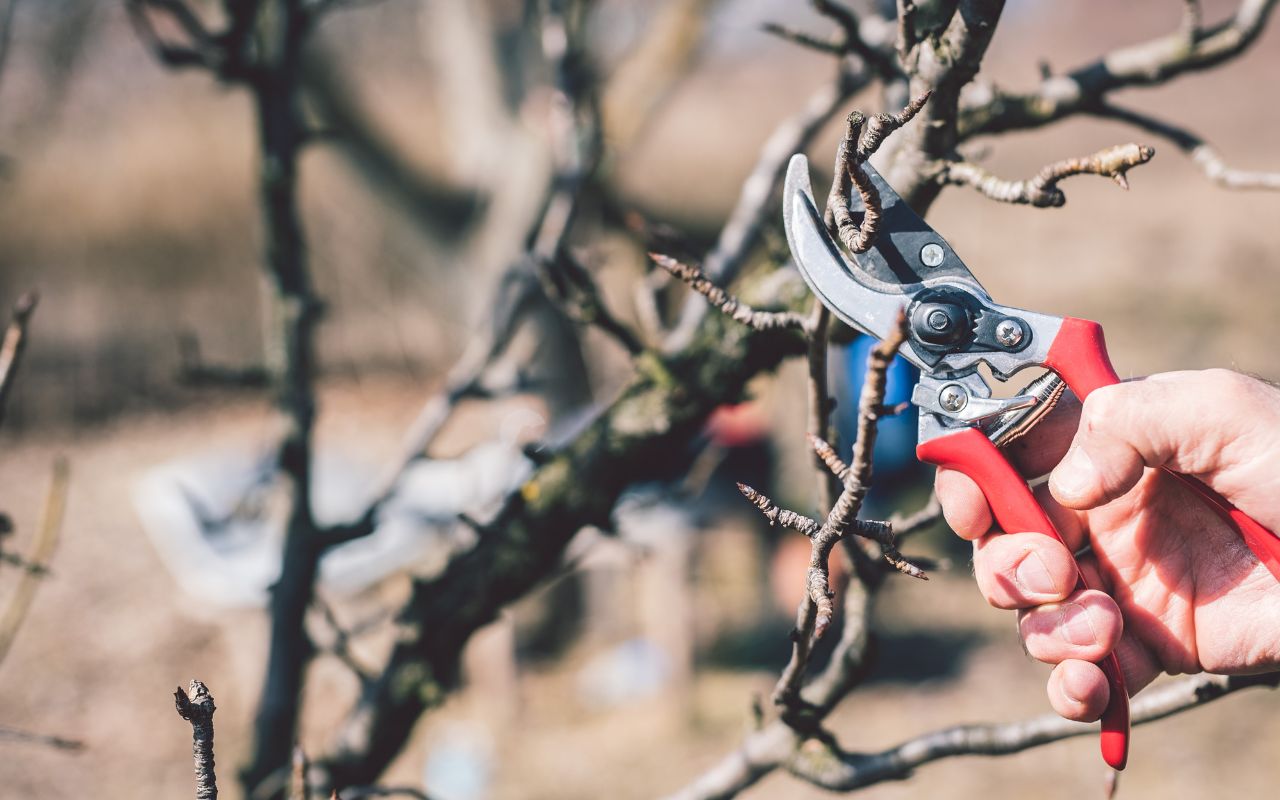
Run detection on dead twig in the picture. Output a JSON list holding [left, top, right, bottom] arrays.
[[941, 143, 1156, 207], [174, 680, 218, 800]]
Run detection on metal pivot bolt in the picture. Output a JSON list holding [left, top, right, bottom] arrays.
[[938, 383, 968, 412], [920, 243, 945, 268], [995, 319, 1024, 348]]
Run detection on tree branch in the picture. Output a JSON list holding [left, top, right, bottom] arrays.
[[887, 0, 1007, 210], [651, 253, 810, 332], [665, 66, 872, 349], [941, 142, 1155, 207], [320, 275, 809, 788], [959, 0, 1279, 138], [175, 680, 219, 800], [788, 672, 1280, 790], [1095, 104, 1280, 191], [827, 93, 930, 254]]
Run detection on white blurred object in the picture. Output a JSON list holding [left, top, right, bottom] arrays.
[[422, 722, 493, 800], [133, 411, 540, 608], [575, 637, 672, 710]]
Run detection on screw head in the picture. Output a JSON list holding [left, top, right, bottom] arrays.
[[926, 309, 951, 331], [920, 243, 945, 268], [995, 319, 1024, 348], [938, 383, 968, 413]]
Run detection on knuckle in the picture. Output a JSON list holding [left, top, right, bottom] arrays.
[[1077, 384, 1124, 433]]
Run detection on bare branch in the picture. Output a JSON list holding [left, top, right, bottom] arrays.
[[808, 432, 850, 481], [1097, 104, 1280, 191], [174, 680, 218, 800], [761, 22, 844, 55], [788, 672, 1280, 790], [827, 93, 930, 254], [540, 252, 646, 355], [736, 483, 821, 537], [805, 303, 838, 509], [812, 0, 899, 77], [0, 291, 37, 427], [651, 253, 810, 332], [769, 313, 917, 711], [942, 142, 1155, 207], [960, 0, 1279, 138], [321, 276, 810, 788], [888, 493, 941, 540], [0, 458, 69, 666], [669, 671, 1278, 799]]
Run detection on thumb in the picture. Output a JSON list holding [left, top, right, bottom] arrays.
[[1048, 370, 1280, 511]]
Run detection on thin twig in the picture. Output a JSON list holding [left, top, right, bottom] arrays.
[[827, 94, 930, 254], [941, 143, 1156, 206], [651, 253, 809, 332], [761, 23, 843, 55], [0, 458, 69, 665], [174, 680, 218, 800], [806, 303, 837, 510], [736, 483, 820, 536]]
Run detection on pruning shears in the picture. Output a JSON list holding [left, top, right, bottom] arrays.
[[782, 153, 1280, 771]]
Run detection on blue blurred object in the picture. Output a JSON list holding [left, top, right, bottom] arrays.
[[835, 336, 925, 503]]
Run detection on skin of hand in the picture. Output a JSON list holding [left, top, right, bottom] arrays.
[[935, 369, 1280, 722]]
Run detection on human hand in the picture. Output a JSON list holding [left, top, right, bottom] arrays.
[[935, 369, 1280, 721]]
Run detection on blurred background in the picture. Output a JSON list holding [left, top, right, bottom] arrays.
[[0, 0, 1278, 798]]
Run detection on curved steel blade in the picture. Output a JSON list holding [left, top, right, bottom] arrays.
[[782, 154, 984, 359]]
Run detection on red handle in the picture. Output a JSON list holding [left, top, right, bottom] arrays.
[[917, 427, 1130, 770], [1045, 317, 1280, 581]]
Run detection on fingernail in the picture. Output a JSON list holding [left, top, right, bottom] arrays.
[[1015, 551, 1059, 597], [1059, 602, 1099, 647], [1051, 445, 1094, 502]]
